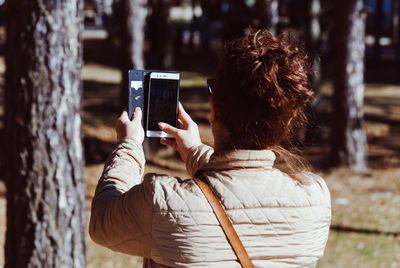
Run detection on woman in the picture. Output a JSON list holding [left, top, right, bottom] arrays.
[[89, 29, 331, 267]]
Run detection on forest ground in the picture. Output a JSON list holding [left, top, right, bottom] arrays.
[[0, 28, 400, 267]]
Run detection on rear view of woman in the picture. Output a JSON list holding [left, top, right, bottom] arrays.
[[89, 29, 331, 267]]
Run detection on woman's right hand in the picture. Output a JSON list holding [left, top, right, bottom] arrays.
[[116, 107, 145, 144], [158, 103, 202, 163]]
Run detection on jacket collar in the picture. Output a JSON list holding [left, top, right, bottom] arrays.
[[199, 149, 276, 172]]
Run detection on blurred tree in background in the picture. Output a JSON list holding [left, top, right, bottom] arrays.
[[148, 0, 175, 69], [120, 0, 147, 106], [255, 0, 279, 35], [3, 0, 86, 267], [305, 0, 323, 141], [374, 0, 383, 63], [305, 0, 322, 95], [331, 0, 368, 172], [394, 0, 400, 65]]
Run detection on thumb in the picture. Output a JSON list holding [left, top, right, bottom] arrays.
[[158, 122, 179, 138], [132, 107, 142, 123], [119, 110, 130, 123]]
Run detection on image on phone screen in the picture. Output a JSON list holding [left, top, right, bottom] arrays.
[[147, 72, 179, 138]]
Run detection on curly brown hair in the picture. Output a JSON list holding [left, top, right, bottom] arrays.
[[213, 29, 314, 168]]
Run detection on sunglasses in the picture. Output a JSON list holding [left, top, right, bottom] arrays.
[[206, 78, 215, 96]]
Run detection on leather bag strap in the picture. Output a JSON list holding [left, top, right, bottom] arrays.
[[194, 177, 255, 268]]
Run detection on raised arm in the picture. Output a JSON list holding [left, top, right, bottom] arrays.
[[89, 108, 153, 257]]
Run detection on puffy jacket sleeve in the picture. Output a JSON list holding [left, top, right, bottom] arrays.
[[185, 144, 214, 177], [89, 138, 153, 258]]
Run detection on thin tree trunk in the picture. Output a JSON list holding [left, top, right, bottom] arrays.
[[149, 0, 174, 69], [92, 0, 114, 25], [266, 0, 279, 35], [331, 0, 368, 172], [306, 0, 321, 92], [93, 0, 105, 25], [4, 1, 86, 267], [374, 0, 383, 63], [305, 0, 322, 141], [120, 0, 147, 106], [393, 0, 400, 66], [255, 0, 279, 35], [393, 0, 400, 44]]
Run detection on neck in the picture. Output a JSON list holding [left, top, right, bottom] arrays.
[[212, 121, 232, 152]]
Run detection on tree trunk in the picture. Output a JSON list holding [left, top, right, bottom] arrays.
[[393, 0, 400, 45], [331, 0, 368, 172], [255, 0, 279, 35], [393, 0, 400, 66], [4, 1, 86, 267], [120, 0, 147, 106], [306, 0, 322, 92], [148, 0, 174, 69], [374, 0, 383, 63], [305, 0, 322, 142], [92, 0, 113, 25]]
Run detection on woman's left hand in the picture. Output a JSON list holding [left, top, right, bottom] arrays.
[[116, 107, 145, 144], [158, 103, 202, 162]]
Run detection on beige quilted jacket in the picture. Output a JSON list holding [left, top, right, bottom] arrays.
[[89, 138, 331, 268]]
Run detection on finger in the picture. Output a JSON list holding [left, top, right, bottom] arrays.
[[132, 107, 142, 123], [158, 122, 180, 137], [160, 138, 177, 149], [177, 119, 185, 129], [178, 102, 193, 125], [119, 110, 130, 123]]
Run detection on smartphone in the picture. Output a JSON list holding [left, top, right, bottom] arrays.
[[146, 72, 180, 138]]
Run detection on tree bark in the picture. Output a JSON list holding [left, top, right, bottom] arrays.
[[120, 0, 147, 106], [331, 0, 368, 172], [4, 1, 86, 267]]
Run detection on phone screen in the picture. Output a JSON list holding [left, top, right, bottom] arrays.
[[147, 78, 179, 131]]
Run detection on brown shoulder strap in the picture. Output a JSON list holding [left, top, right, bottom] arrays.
[[194, 177, 255, 268]]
